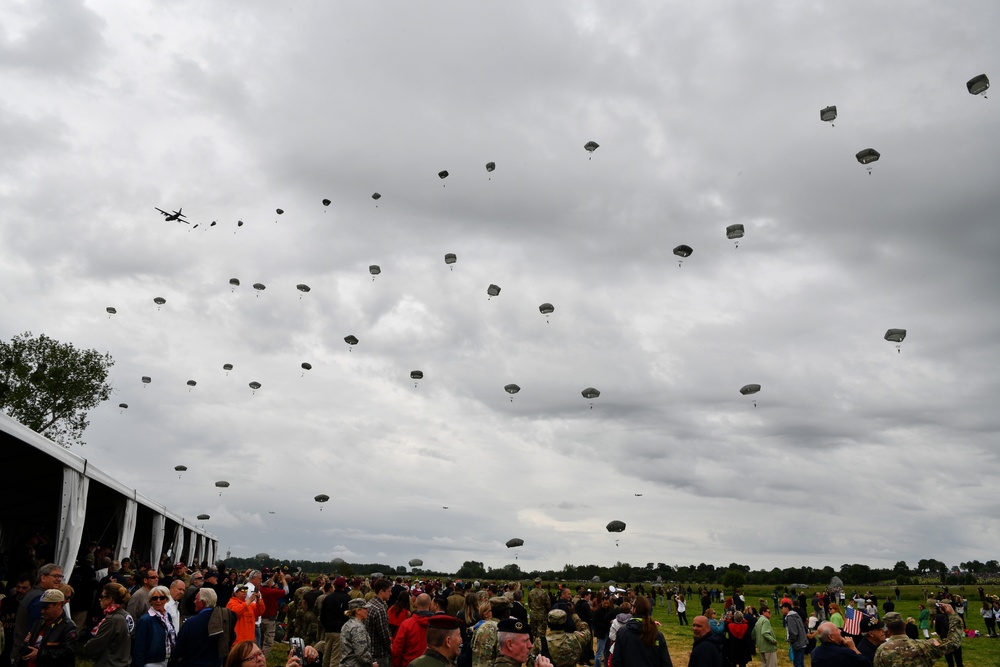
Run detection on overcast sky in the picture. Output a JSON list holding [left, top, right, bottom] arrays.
[[2, 0, 999, 574]]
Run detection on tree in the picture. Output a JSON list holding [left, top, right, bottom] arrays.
[[0, 331, 114, 447], [455, 560, 487, 579], [721, 569, 747, 591]]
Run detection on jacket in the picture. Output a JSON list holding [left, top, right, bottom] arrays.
[[132, 611, 173, 667], [392, 612, 432, 667], [27, 616, 78, 667], [610, 618, 672, 667], [687, 633, 723, 667], [82, 607, 134, 667], [226, 597, 264, 644]]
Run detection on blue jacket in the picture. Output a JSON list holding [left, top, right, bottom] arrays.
[[133, 612, 171, 667]]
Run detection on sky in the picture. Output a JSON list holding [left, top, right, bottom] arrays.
[[2, 0, 999, 575]]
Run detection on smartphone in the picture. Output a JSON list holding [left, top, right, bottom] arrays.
[[290, 637, 305, 660]]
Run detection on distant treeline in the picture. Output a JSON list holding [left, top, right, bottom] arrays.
[[220, 557, 1000, 587]]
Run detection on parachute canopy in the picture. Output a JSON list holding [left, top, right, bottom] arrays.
[[584, 141, 599, 153], [856, 148, 880, 165], [740, 384, 761, 396], [174, 465, 187, 472], [967, 73, 990, 96], [297, 284, 311, 293], [606, 520, 626, 533], [197, 514, 210, 520], [673, 244, 693, 258], [230, 278, 240, 287], [106, 307, 117, 315], [539, 303, 554, 315], [444, 253, 457, 265], [726, 224, 745, 240], [186, 380, 197, 387], [255, 553, 270, 560], [249, 381, 261, 390], [504, 384, 520, 395], [344, 335, 358, 346], [118, 403, 128, 409], [322, 198, 331, 206], [372, 192, 381, 200], [884, 329, 907, 343], [215, 481, 230, 488], [369, 265, 381, 276], [301, 362, 312, 371], [505, 538, 524, 548], [409, 558, 423, 567], [314, 494, 329, 503], [485, 162, 495, 173], [276, 208, 284, 215], [582, 387, 600, 399], [820, 105, 837, 123], [410, 370, 423, 380], [487, 284, 501, 297], [141, 376, 151, 384], [438, 170, 449, 180], [253, 283, 266, 291], [223, 363, 233, 371], [153, 297, 166, 305]]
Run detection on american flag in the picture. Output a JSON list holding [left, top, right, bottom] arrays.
[[843, 606, 862, 635]]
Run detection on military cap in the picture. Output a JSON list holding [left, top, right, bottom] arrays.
[[882, 611, 903, 625], [547, 609, 568, 625], [490, 596, 510, 609], [427, 615, 463, 630], [347, 598, 367, 611], [497, 618, 530, 634], [534, 577, 542, 583], [40, 589, 65, 604], [860, 616, 884, 633]]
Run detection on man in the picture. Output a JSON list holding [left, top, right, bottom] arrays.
[[392, 594, 433, 667], [781, 601, 808, 667], [511, 590, 528, 627], [573, 591, 594, 665], [183, 571, 206, 622], [166, 579, 187, 632], [857, 617, 886, 666], [874, 608, 963, 667], [472, 597, 511, 667], [496, 618, 552, 667], [810, 622, 868, 666], [243, 571, 265, 647], [591, 595, 614, 667], [259, 570, 288, 657], [447, 584, 465, 617], [320, 576, 352, 667], [365, 579, 393, 667], [689, 615, 723, 667], [23, 589, 77, 667], [11, 563, 62, 663], [406, 615, 463, 667], [174, 587, 236, 667], [127, 569, 160, 620], [752, 606, 778, 667], [528, 608, 590, 667], [227, 584, 265, 644], [528, 579, 549, 641], [1, 574, 32, 667], [302, 576, 325, 647], [882, 598, 894, 616]]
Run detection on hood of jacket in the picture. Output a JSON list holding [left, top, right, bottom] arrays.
[[615, 612, 632, 625], [727, 621, 748, 640]]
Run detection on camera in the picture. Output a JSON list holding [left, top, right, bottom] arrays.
[[290, 637, 305, 660]]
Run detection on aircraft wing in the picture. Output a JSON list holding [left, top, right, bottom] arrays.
[[155, 207, 170, 216]]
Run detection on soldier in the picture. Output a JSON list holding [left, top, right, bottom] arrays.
[[447, 585, 466, 617], [496, 618, 551, 667], [471, 597, 510, 667], [528, 608, 591, 667], [528, 579, 549, 641], [406, 615, 463, 667], [874, 608, 963, 667]]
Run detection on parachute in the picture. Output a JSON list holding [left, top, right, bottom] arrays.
[[487, 284, 501, 299], [252, 283, 266, 295], [539, 303, 554, 322], [582, 387, 600, 409], [215, 480, 229, 496], [438, 170, 449, 186], [106, 307, 117, 317], [584, 141, 599, 159], [486, 162, 495, 180], [673, 245, 693, 267], [606, 520, 626, 533], [726, 224, 744, 249], [314, 494, 329, 511], [301, 363, 312, 376], [174, 464, 187, 478], [369, 265, 381, 280], [153, 297, 166, 310], [186, 380, 197, 391], [410, 370, 423, 387], [255, 553, 270, 560], [322, 198, 331, 207], [740, 383, 761, 407], [223, 363, 233, 375], [230, 278, 240, 292], [296, 284, 311, 297], [856, 148, 880, 175], [118, 403, 128, 413], [885, 328, 906, 353], [197, 514, 210, 521], [506, 538, 524, 548], [504, 384, 520, 402], [141, 376, 151, 386], [591, 575, 601, 583], [275, 209, 284, 222], [820, 105, 837, 126], [967, 73, 990, 97], [445, 253, 457, 270], [344, 335, 358, 349], [408, 559, 423, 567], [372, 192, 381, 207], [249, 381, 261, 394]]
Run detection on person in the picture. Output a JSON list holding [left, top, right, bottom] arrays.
[[341, 598, 374, 667], [495, 618, 550, 667], [82, 583, 134, 667], [392, 594, 433, 667], [320, 576, 352, 667], [529, 608, 590, 667], [406, 615, 463, 667], [856, 616, 886, 666], [227, 585, 264, 646], [471, 597, 509, 667], [511, 590, 528, 628], [133, 585, 176, 667], [608, 596, 671, 667], [387, 592, 411, 639], [528, 579, 549, 641], [574, 591, 595, 666], [174, 587, 235, 667], [183, 572, 205, 623], [808, 622, 867, 666], [781, 602, 808, 667], [224, 639, 317, 667], [675, 595, 687, 626], [127, 571, 161, 622], [751, 607, 778, 667], [592, 595, 614, 667], [874, 608, 962, 667], [258, 571, 288, 657], [2, 574, 32, 667], [723, 611, 750, 667], [165, 580, 187, 635], [607, 602, 632, 660], [688, 616, 722, 667], [904, 617, 918, 641], [933, 606, 963, 667], [23, 589, 77, 667], [365, 580, 393, 667], [980, 600, 997, 637], [12, 563, 63, 662], [828, 604, 845, 631]]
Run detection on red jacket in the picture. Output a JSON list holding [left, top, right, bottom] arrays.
[[392, 612, 431, 667]]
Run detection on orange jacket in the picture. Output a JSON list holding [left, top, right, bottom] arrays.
[[227, 596, 265, 644]]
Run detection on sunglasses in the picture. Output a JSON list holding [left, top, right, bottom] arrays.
[[149, 595, 168, 601]]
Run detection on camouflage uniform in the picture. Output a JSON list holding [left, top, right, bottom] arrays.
[[528, 609, 591, 667], [290, 585, 309, 639], [528, 584, 550, 641], [874, 612, 963, 667], [472, 618, 501, 667]]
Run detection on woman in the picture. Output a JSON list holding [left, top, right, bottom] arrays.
[[984, 600, 999, 637], [828, 603, 844, 629], [455, 592, 481, 652], [227, 584, 265, 644], [83, 583, 133, 667], [132, 586, 175, 667], [918, 604, 931, 639], [905, 617, 919, 640], [723, 611, 751, 667], [342, 597, 375, 667], [387, 591, 411, 638], [675, 594, 687, 626], [225, 639, 319, 667], [610, 596, 672, 667]]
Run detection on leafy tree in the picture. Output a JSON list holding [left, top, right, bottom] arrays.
[[0, 331, 114, 447], [893, 561, 910, 576], [456, 560, 487, 579], [721, 569, 747, 591]]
